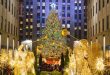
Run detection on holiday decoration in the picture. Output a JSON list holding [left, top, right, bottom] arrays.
[[38, 10, 71, 58]]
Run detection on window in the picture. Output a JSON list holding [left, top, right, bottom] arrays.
[[26, 2, 29, 5], [79, 14, 81, 19], [26, 19, 29, 22], [1, 0, 3, 5], [107, 16, 109, 30], [42, 0, 45, 2], [42, 6, 45, 9], [1, 16, 3, 29], [103, 0, 104, 7], [67, 0, 70, 3], [96, 24, 97, 34], [99, 21, 100, 33], [67, 13, 70, 17], [74, 3, 77, 6], [26, 5, 29, 9], [62, 0, 65, 3], [37, 0, 40, 2], [30, 19, 33, 22], [99, 0, 101, 11], [37, 6, 40, 9], [5, 19, 7, 32], [67, 5, 70, 10], [67, 20, 70, 24], [96, 3, 97, 14], [79, 10, 82, 13], [102, 18, 104, 31], [49, 0, 52, 2], [62, 14, 65, 17], [42, 18, 45, 23], [56, 0, 58, 2], [5, 0, 7, 8], [8, 22, 10, 33], [62, 5, 65, 10], [107, 0, 109, 3], [93, 25, 94, 36], [62, 20, 65, 24], [12, 4, 13, 15], [93, 6, 94, 16], [42, 13, 45, 16], [75, 14, 77, 19]]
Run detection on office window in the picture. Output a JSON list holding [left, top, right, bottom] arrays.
[[107, 16, 109, 30], [93, 6, 94, 16], [107, 0, 109, 3], [93, 25, 94, 36], [37, 13, 40, 16], [37, 0, 40, 2], [12, 4, 13, 15], [1, 0, 3, 5], [96, 24, 97, 34], [67, 5, 70, 10], [62, 20, 65, 24], [103, 0, 104, 7], [99, 0, 101, 11], [102, 18, 104, 31], [42, 6, 45, 9], [74, 3, 77, 6], [5, 19, 7, 32], [37, 6, 40, 9], [37, 20, 40, 23], [5, 0, 7, 8], [67, 20, 70, 24], [30, 1, 33, 5], [56, 0, 58, 2], [99, 21, 100, 33], [42, 0, 45, 2], [96, 3, 97, 13], [62, 14, 65, 17], [26, 2, 29, 5], [79, 3, 81, 6], [62, 0, 65, 3], [30, 5, 33, 9], [8, 22, 10, 33], [49, 0, 52, 2], [67, 0, 70, 3], [42, 18, 45, 23], [79, 14, 81, 19], [75, 10, 77, 13], [75, 14, 77, 19], [9, 0, 10, 11], [1, 16, 3, 29], [62, 6, 65, 10], [79, 10, 82, 13], [67, 13, 70, 17], [42, 13, 45, 16]]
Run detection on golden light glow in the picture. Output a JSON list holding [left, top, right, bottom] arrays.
[[96, 58, 104, 71]]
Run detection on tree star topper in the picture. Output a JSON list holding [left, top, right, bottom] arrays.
[[50, 3, 56, 9]]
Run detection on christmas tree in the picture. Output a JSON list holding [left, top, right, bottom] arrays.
[[38, 10, 71, 58]]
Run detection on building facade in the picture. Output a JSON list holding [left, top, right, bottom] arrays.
[[87, 0, 110, 49], [19, 0, 87, 48], [0, 0, 19, 49], [19, 0, 33, 43]]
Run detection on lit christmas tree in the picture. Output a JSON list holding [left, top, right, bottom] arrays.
[[38, 10, 71, 58]]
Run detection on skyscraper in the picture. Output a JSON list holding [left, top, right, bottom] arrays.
[[87, 0, 110, 49], [19, 0, 87, 48], [0, 0, 19, 49], [19, 0, 33, 43]]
